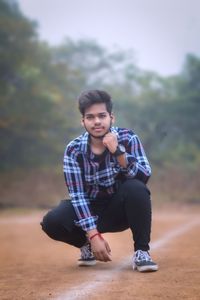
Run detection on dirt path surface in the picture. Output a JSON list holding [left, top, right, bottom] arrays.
[[0, 205, 200, 300]]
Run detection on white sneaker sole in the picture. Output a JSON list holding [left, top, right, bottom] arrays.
[[133, 263, 159, 272], [78, 260, 97, 267]]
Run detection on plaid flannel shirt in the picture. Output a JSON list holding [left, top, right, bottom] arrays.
[[63, 127, 151, 232]]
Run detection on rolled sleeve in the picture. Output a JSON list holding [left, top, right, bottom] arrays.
[[74, 215, 98, 231]]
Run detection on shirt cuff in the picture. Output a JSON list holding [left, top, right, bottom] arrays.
[[126, 153, 137, 164], [117, 153, 137, 177], [74, 215, 98, 232]]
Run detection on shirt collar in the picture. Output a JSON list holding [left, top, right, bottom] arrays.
[[80, 131, 89, 154], [80, 127, 118, 154]]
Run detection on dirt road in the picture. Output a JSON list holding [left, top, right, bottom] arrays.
[[0, 205, 200, 300]]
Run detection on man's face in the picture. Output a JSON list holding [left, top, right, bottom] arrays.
[[81, 103, 114, 138]]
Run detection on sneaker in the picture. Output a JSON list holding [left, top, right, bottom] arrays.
[[133, 250, 158, 272], [78, 242, 96, 266]]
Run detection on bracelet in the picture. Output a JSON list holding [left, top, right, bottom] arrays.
[[89, 232, 104, 241]]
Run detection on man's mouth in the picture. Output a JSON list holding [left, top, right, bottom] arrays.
[[93, 127, 103, 131]]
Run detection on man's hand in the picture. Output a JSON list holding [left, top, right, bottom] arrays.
[[103, 132, 127, 167], [102, 132, 118, 154], [90, 236, 112, 262]]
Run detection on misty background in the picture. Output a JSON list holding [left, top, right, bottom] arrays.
[[18, 0, 200, 76], [0, 0, 199, 208]]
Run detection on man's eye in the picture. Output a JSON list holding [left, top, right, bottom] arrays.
[[86, 116, 93, 120], [99, 114, 106, 118]]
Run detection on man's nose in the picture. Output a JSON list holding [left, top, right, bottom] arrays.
[[94, 117, 101, 123]]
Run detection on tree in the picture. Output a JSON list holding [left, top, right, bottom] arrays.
[[0, 0, 72, 169]]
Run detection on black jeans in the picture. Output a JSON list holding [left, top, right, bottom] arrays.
[[41, 179, 152, 251]]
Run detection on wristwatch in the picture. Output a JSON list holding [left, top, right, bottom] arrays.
[[113, 144, 126, 156]]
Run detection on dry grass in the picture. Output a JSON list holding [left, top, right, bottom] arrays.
[[0, 167, 67, 208], [149, 166, 200, 205], [0, 166, 199, 209]]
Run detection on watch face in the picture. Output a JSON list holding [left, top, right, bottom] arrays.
[[114, 144, 126, 156]]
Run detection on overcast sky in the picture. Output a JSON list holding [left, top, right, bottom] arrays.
[[18, 0, 200, 76]]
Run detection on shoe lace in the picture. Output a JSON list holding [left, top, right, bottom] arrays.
[[80, 243, 93, 259], [135, 250, 152, 262]]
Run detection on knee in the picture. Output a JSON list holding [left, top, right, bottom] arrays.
[[122, 179, 150, 201], [40, 211, 61, 238]]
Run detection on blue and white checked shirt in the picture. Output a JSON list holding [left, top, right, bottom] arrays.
[[63, 127, 151, 232]]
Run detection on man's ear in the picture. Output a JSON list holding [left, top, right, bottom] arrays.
[[111, 113, 115, 124], [81, 118, 84, 127]]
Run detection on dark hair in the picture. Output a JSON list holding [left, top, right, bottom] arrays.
[[78, 89, 113, 116]]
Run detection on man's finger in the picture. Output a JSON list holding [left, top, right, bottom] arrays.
[[105, 242, 111, 254]]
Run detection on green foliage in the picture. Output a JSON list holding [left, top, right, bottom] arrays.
[[0, 0, 199, 176], [0, 0, 70, 169]]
